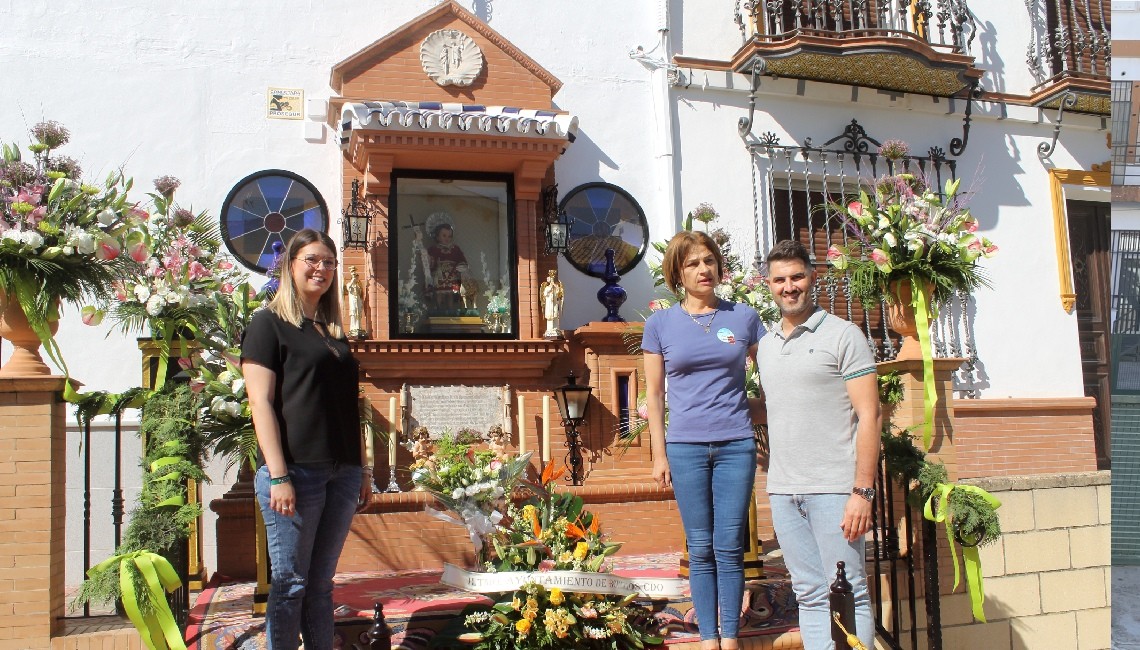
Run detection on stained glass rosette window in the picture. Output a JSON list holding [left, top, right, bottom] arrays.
[[221, 170, 329, 273]]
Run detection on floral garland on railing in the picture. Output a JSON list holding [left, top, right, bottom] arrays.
[[878, 373, 1001, 623]]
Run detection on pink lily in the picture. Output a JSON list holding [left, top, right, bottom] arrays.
[[188, 261, 210, 280], [870, 248, 892, 273], [80, 306, 104, 326], [96, 237, 121, 261]]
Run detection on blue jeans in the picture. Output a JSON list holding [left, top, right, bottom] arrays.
[[667, 437, 756, 641], [255, 462, 362, 650], [769, 494, 873, 650]]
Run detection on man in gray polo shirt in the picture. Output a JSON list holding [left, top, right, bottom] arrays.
[[758, 240, 881, 650]]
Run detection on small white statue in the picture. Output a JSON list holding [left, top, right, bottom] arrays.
[[344, 267, 366, 338], [540, 269, 564, 340]]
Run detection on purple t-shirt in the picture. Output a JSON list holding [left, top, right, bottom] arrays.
[[641, 301, 763, 443]]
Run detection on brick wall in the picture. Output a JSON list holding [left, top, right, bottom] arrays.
[[0, 377, 68, 650], [952, 398, 1098, 479]]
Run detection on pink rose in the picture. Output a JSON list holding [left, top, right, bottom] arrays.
[[217, 260, 234, 270], [538, 560, 556, 572], [489, 460, 503, 471], [221, 282, 235, 294]]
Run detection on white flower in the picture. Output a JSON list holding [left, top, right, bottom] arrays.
[[21, 230, 44, 250], [223, 401, 242, 418], [217, 371, 233, 385], [97, 209, 117, 226], [209, 396, 227, 415], [231, 378, 245, 396], [73, 231, 95, 255], [882, 232, 897, 248], [146, 295, 165, 316], [134, 285, 151, 302], [714, 283, 734, 300], [452, 488, 465, 500]]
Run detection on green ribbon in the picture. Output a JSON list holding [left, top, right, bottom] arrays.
[[909, 279, 936, 450], [923, 483, 1001, 623], [87, 550, 187, 650]]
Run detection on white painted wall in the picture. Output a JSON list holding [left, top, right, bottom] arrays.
[[0, 0, 1108, 580]]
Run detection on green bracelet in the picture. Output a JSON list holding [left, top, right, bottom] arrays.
[[270, 475, 291, 486]]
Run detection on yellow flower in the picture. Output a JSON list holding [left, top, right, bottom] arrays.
[[549, 587, 565, 605], [573, 541, 589, 560], [526, 597, 538, 610], [515, 618, 531, 635], [558, 551, 573, 563], [511, 596, 522, 610]]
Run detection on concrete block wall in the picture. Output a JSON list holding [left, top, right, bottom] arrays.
[[935, 471, 1111, 650]]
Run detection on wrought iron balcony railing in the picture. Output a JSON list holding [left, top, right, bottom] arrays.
[[1025, 0, 1110, 115], [722, 0, 982, 98], [736, 0, 976, 55], [1027, 0, 1110, 84]]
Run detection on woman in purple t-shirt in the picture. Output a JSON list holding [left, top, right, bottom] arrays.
[[642, 230, 762, 650]]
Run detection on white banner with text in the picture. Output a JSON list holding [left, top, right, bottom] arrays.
[[441, 564, 685, 598]]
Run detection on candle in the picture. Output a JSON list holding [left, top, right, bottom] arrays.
[[364, 424, 375, 467], [542, 395, 551, 463], [517, 394, 527, 456], [503, 385, 513, 438], [388, 396, 399, 469]]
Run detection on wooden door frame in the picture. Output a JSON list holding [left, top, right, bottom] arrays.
[[1048, 168, 1110, 312]]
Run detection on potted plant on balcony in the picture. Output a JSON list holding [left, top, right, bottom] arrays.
[[0, 121, 142, 377], [826, 152, 997, 447]]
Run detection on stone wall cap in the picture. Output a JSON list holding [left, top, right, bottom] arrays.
[[961, 470, 1109, 492], [0, 376, 72, 393]]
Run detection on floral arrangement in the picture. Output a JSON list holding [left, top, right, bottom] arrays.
[[490, 463, 621, 573], [413, 431, 532, 562], [0, 121, 142, 369], [877, 373, 1001, 623], [826, 170, 997, 307], [459, 581, 662, 649], [646, 203, 779, 325], [95, 177, 245, 339]]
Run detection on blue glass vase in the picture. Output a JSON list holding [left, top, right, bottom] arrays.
[[597, 248, 626, 322]]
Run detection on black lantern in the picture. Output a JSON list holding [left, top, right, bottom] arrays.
[[544, 217, 570, 255], [541, 183, 572, 255], [553, 371, 593, 485], [341, 178, 372, 250]]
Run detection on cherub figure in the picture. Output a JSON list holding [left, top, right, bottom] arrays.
[[410, 426, 435, 463], [486, 425, 510, 459]]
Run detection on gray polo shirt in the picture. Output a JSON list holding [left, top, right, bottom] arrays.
[[758, 307, 876, 494]]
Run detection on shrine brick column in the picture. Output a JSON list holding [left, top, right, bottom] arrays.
[[877, 358, 963, 480], [0, 377, 68, 649]]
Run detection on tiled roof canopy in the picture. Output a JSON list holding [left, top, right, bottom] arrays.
[[340, 101, 578, 146]]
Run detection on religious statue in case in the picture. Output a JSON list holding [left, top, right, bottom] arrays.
[[540, 269, 564, 340]]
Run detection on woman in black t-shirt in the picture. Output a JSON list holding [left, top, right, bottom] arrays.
[[242, 228, 369, 650]]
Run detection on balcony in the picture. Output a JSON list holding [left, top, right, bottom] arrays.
[[725, 0, 983, 98], [1026, 0, 1110, 115]]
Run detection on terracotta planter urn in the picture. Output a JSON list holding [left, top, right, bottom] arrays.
[[884, 280, 934, 361], [0, 291, 58, 377]]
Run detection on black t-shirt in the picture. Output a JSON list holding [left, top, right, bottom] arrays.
[[241, 309, 362, 466]]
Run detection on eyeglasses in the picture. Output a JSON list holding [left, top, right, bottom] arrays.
[[295, 256, 338, 271]]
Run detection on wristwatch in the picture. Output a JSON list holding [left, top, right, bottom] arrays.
[[852, 486, 876, 502]]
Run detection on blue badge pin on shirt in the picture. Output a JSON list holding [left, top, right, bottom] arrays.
[[716, 327, 736, 344]]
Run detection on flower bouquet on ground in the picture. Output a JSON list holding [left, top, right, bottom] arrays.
[[414, 431, 533, 564], [434, 463, 665, 650], [0, 121, 142, 370], [492, 463, 621, 574], [459, 582, 662, 649]]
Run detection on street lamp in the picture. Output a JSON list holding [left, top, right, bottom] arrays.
[[552, 371, 592, 485], [541, 184, 572, 255], [341, 178, 372, 250]]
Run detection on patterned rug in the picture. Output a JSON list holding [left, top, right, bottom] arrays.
[[186, 553, 798, 649]]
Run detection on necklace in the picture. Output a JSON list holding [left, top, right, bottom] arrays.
[[681, 301, 719, 333], [310, 319, 342, 359]]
